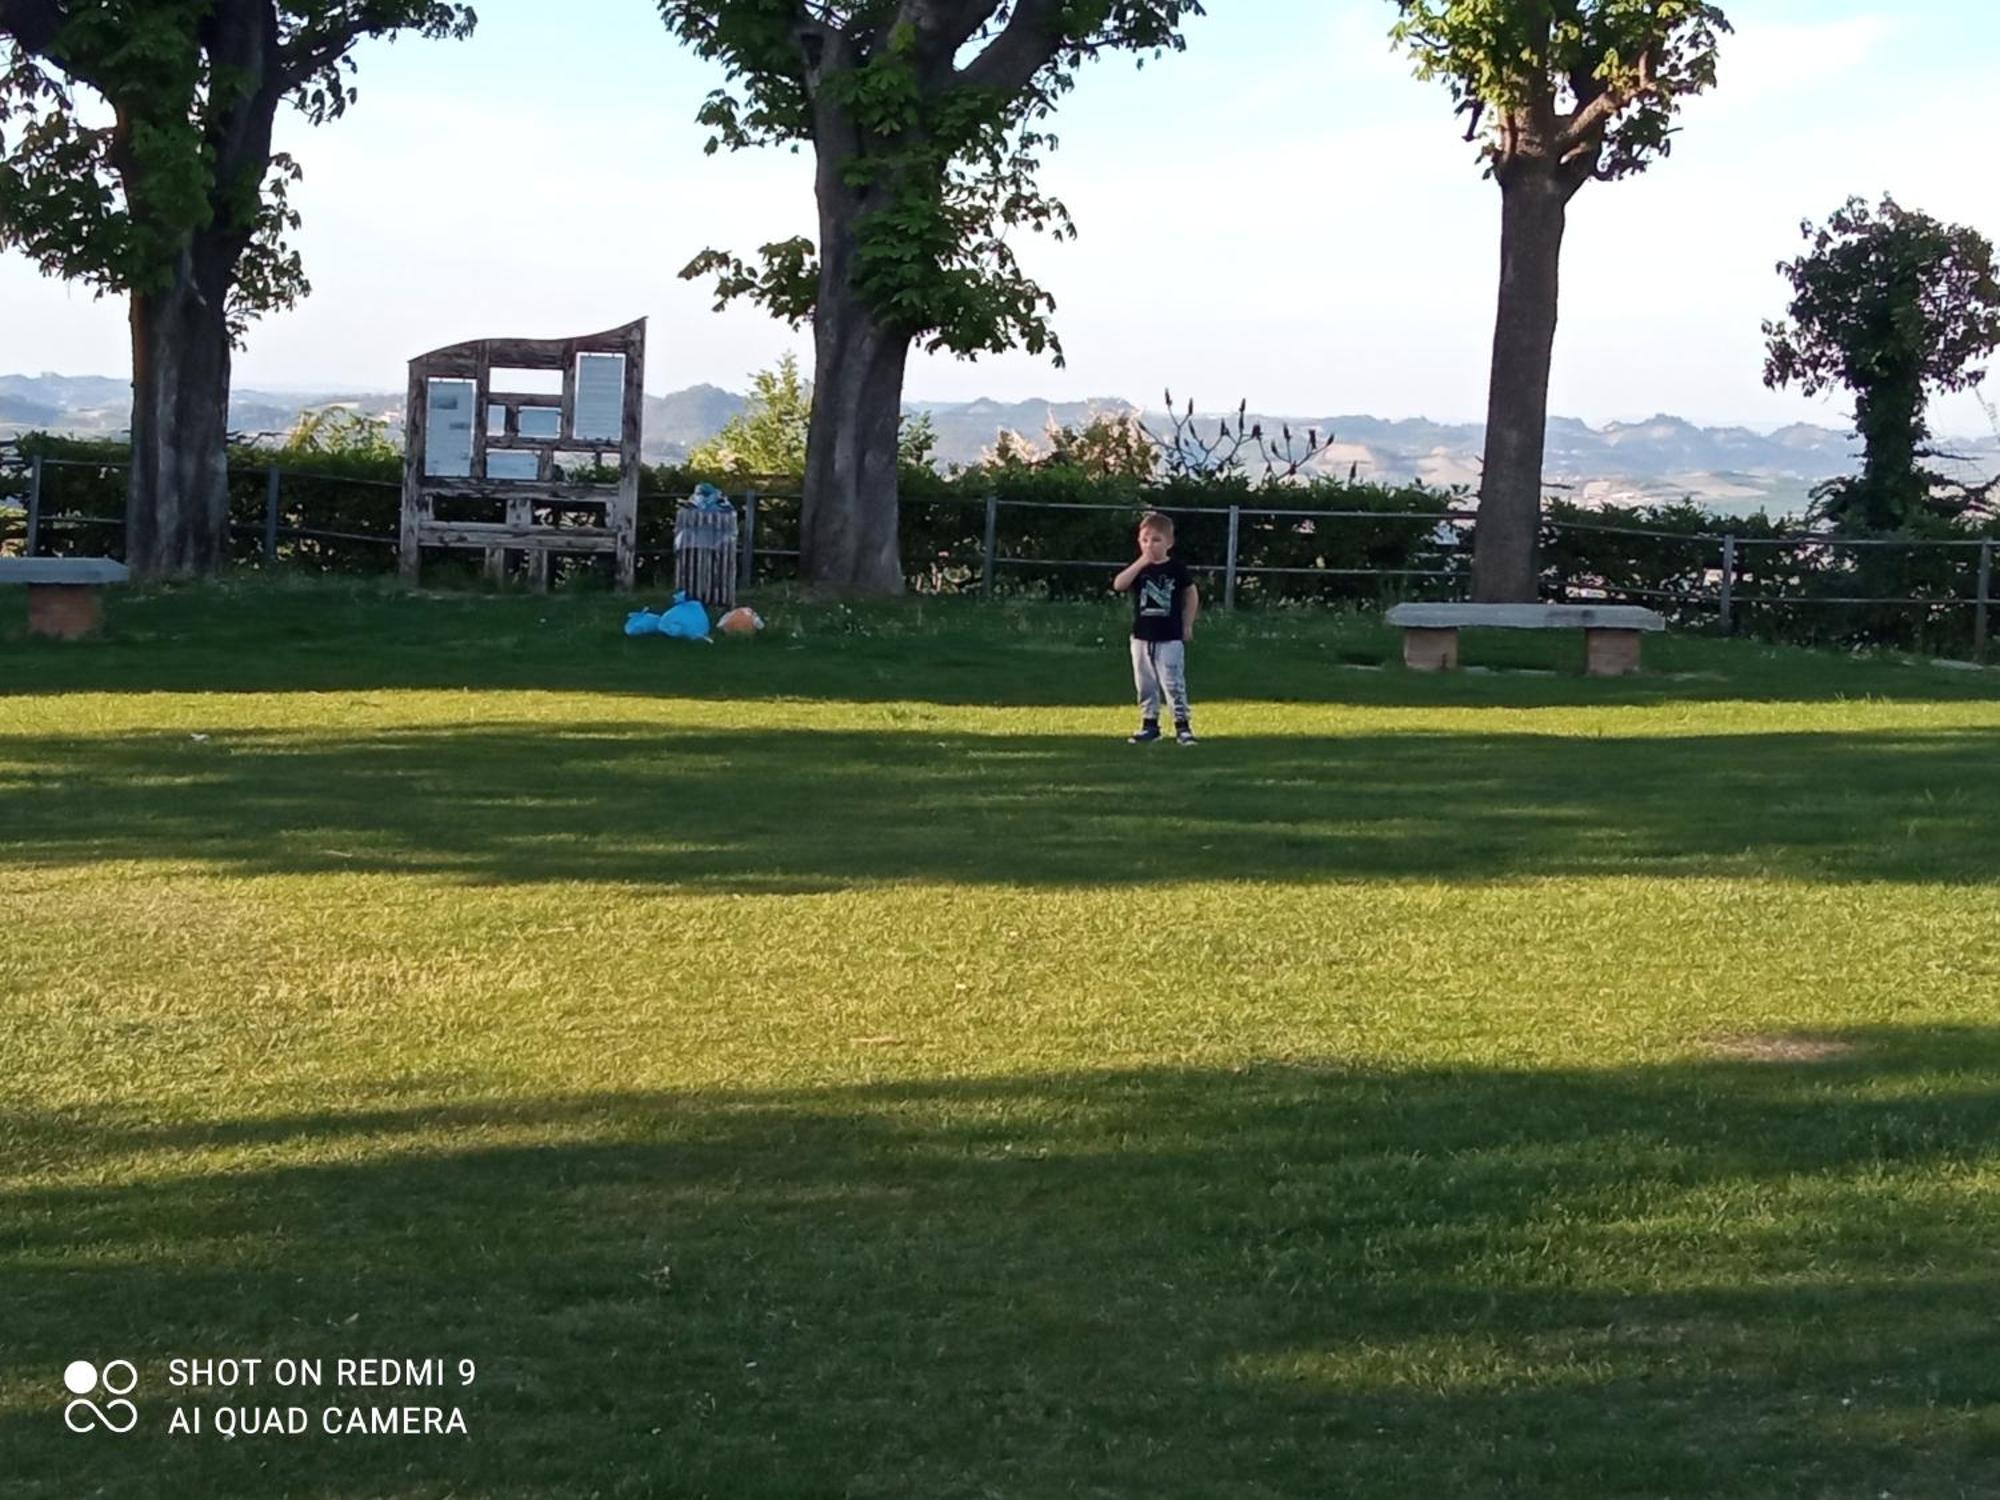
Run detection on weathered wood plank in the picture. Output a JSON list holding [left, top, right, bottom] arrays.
[[403, 319, 646, 591], [404, 322, 644, 370], [421, 478, 615, 504], [419, 524, 616, 551], [483, 436, 602, 455], [616, 320, 645, 591], [399, 358, 427, 582]]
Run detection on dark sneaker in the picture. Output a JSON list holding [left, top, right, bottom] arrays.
[[1128, 723, 1162, 744], [1176, 724, 1198, 746]]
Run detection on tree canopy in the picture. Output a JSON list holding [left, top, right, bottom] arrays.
[[0, 0, 475, 337], [1, 0, 476, 578], [1764, 195, 2000, 529], [1391, 0, 1729, 601], [662, 0, 1203, 364], [689, 353, 816, 475], [1391, 0, 1729, 188], [686, 352, 942, 478]]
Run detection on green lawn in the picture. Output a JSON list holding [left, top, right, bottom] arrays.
[[6, 578, 2000, 1498]]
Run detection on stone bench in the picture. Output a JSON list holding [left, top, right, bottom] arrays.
[[0, 557, 130, 639], [1385, 602, 1666, 677]]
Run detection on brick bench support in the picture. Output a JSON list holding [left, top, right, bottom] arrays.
[[0, 558, 131, 639]]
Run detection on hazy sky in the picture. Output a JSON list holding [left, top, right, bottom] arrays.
[[3, 0, 1996, 434]]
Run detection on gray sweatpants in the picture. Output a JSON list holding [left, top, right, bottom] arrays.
[[1130, 638, 1191, 724]]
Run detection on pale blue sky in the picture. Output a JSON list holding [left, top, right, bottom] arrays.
[[3, 0, 1996, 432]]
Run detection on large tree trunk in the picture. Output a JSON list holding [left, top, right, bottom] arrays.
[[802, 271, 910, 595], [126, 250, 236, 579], [1471, 171, 1571, 603], [116, 0, 282, 580], [800, 72, 911, 598], [801, 189, 910, 595]]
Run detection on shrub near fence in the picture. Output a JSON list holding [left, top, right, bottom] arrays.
[[9, 431, 2000, 654], [3, 437, 768, 584], [5, 438, 1463, 604], [1, 436, 129, 558], [961, 471, 1464, 603], [1542, 499, 1746, 625], [1542, 498, 1999, 654]]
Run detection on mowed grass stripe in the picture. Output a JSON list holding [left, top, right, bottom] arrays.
[[3, 584, 2000, 1497]]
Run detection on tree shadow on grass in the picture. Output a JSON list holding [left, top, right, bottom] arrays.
[[3, 721, 2000, 888], [5, 582, 2000, 709], [5, 1029, 2000, 1497]]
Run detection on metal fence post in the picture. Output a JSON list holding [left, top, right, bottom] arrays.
[[25, 455, 43, 556], [982, 494, 998, 596], [1224, 504, 1241, 610], [263, 466, 282, 563], [1976, 538, 1993, 661], [1719, 534, 1737, 634], [739, 489, 758, 591]]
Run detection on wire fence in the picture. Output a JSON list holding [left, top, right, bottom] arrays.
[[4, 451, 1996, 655]]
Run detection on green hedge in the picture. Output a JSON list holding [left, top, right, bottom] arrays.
[[936, 473, 1465, 604], [9, 441, 1466, 604], [1542, 498, 1995, 652], [11, 432, 1997, 651]]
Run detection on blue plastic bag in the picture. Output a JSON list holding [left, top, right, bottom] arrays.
[[624, 610, 660, 637], [656, 591, 711, 641]]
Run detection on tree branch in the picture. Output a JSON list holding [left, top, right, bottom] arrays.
[[954, 0, 1064, 96], [204, 0, 283, 189], [278, 2, 461, 93], [0, 0, 66, 56], [790, 9, 853, 91], [2, 0, 122, 98], [1555, 46, 1655, 155], [1565, 62, 1599, 115], [280, 25, 367, 90], [892, 0, 1000, 61]]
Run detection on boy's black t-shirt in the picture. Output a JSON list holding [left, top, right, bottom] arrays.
[[1130, 558, 1193, 642]]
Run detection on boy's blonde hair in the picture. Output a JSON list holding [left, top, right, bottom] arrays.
[[1138, 511, 1175, 541]]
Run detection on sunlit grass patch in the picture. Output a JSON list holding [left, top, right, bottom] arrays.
[[4, 580, 2000, 1497]]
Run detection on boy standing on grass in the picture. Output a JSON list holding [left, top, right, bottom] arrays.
[[1112, 511, 1199, 745]]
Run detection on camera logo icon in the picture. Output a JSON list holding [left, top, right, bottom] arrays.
[[63, 1360, 138, 1434]]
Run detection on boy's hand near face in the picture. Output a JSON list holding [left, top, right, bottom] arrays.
[[1114, 527, 1170, 590]]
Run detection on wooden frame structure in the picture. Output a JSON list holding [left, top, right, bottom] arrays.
[[400, 318, 645, 590]]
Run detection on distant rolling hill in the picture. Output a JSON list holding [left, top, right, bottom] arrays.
[[6, 372, 1995, 518]]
